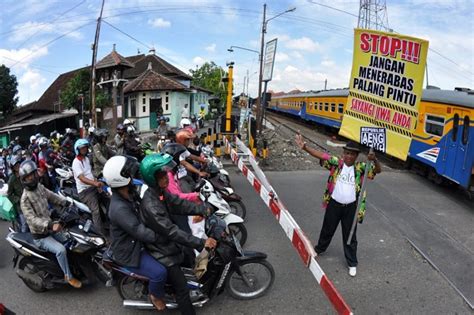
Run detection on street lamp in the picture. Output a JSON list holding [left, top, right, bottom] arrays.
[[227, 46, 260, 58], [256, 5, 296, 137]]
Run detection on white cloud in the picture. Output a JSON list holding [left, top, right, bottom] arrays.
[[285, 37, 321, 52], [321, 59, 335, 67], [0, 46, 49, 70], [9, 20, 83, 43], [148, 18, 171, 28], [275, 52, 289, 62], [205, 43, 216, 53], [192, 56, 206, 66], [18, 69, 47, 104]]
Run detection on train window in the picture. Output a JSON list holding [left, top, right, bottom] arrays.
[[462, 115, 470, 145], [324, 103, 329, 111], [338, 104, 344, 113], [331, 103, 336, 112], [425, 114, 445, 137], [452, 114, 459, 141], [319, 103, 323, 111]]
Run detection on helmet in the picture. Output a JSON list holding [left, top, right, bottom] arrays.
[[19, 160, 39, 190], [95, 128, 109, 140], [38, 137, 49, 147], [123, 118, 132, 126], [139, 153, 177, 188], [190, 115, 197, 122], [30, 135, 37, 143], [103, 155, 139, 188], [126, 125, 136, 134], [175, 130, 194, 145], [74, 139, 89, 155], [88, 126, 96, 134], [158, 116, 168, 123], [10, 155, 22, 168], [116, 123, 125, 131], [12, 145, 22, 155], [180, 118, 191, 128], [49, 130, 58, 138], [15, 136, 20, 142], [161, 143, 187, 165], [35, 133, 42, 139]]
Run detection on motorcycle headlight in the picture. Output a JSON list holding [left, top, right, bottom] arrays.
[[89, 236, 106, 246]]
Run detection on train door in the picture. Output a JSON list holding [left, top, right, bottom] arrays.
[[445, 109, 469, 183]]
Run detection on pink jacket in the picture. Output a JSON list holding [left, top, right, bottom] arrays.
[[166, 171, 200, 203]]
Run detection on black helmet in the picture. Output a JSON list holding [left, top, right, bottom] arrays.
[[116, 123, 125, 131], [95, 128, 109, 140], [19, 160, 39, 190], [161, 143, 187, 165]]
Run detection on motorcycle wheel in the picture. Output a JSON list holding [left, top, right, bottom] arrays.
[[228, 223, 247, 247], [228, 200, 247, 220], [117, 275, 148, 301], [225, 260, 275, 300], [18, 257, 47, 292]]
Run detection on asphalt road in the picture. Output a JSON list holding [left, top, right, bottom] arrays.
[[0, 166, 472, 314]]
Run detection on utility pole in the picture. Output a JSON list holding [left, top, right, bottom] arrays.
[[90, 0, 105, 127], [324, 78, 327, 90], [256, 3, 266, 137], [358, 0, 390, 31], [225, 62, 234, 132]]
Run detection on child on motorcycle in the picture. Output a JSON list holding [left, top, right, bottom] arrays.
[[19, 160, 81, 288], [139, 153, 217, 315], [103, 155, 168, 311]]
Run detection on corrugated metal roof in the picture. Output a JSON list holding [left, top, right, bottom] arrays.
[[0, 109, 78, 133]]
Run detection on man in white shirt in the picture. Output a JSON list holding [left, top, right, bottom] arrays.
[[71, 139, 105, 234], [296, 136, 381, 277]]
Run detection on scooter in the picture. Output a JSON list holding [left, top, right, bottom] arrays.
[[196, 179, 247, 246], [5, 204, 109, 292], [107, 215, 275, 310]]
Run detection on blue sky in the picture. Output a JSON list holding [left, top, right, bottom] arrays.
[[1, 0, 473, 105]]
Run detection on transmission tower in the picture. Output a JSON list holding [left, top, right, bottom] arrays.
[[358, 0, 391, 31]]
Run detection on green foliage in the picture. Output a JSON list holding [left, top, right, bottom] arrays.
[[189, 62, 227, 112], [0, 65, 19, 117], [60, 69, 91, 110]]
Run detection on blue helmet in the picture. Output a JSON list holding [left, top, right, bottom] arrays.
[[74, 139, 89, 155]]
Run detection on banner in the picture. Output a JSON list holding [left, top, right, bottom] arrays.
[[339, 29, 429, 160]]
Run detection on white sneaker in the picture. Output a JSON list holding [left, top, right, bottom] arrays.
[[348, 267, 357, 277]]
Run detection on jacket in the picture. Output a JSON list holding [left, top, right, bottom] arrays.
[[21, 183, 68, 238], [139, 188, 206, 267], [7, 173, 23, 213], [108, 192, 157, 267], [92, 143, 115, 177], [166, 171, 200, 203], [114, 134, 124, 155]]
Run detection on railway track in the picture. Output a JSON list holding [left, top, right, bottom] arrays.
[[265, 110, 405, 171]]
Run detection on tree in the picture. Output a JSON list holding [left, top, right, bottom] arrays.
[[60, 68, 108, 112], [0, 64, 19, 117], [189, 62, 227, 111]]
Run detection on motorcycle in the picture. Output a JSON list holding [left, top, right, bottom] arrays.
[[5, 204, 109, 292], [107, 215, 275, 310], [196, 179, 247, 246]]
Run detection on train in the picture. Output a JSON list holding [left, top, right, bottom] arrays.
[[268, 87, 474, 191]]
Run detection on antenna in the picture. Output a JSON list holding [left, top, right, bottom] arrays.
[[358, 0, 391, 31]]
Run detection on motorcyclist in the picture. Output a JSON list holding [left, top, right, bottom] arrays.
[[114, 124, 126, 155], [50, 130, 60, 152], [19, 160, 81, 288], [87, 127, 96, 146], [61, 128, 77, 161], [92, 128, 116, 178], [7, 155, 28, 232], [103, 155, 168, 311], [71, 139, 105, 234], [28, 135, 37, 151], [155, 116, 169, 137], [139, 153, 217, 315], [175, 130, 209, 193], [124, 126, 143, 161], [38, 137, 58, 191]]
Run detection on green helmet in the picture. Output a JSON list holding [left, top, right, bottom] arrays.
[[140, 153, 177, 187]]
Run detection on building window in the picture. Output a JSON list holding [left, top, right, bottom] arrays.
[[425, 114, 445, 137], [166, 97, 169, 103], [319, 103, 323, 111], [131, 99, 136, 117], [166, 104, 169, 111], [142, 106, 146, 113], [324, 103, 329, 111], [331, 103, 336, 112], [462, 115, 470, 145], [143, 93, 146, 97], [338, 104, 344, 113], [166, 92, 169, 95], [142, 98, 146, 104]]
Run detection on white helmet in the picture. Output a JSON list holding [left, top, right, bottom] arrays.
[[180, 118, 191, 128], [123, 118, 132, 126], [30, 135, 37, 143], [88, 126, 96, 134], [38, 137, 49, 147], [126, 125, 136, 133], [103, 155, 139, 188]]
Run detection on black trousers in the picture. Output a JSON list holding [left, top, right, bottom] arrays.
[[167, 265, 195, 315], [315, 199, 358, 267]]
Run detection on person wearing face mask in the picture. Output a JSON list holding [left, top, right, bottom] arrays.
[[295, 133, 381, 277]]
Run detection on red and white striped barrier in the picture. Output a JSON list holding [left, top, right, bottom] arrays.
[[224, 136, 353, 315]]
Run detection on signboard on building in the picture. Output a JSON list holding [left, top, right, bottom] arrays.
[[339, 28, 429, 161], [262, 38, 278, 82]]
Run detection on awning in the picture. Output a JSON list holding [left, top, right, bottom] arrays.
[[0, 109, 78, 133]]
